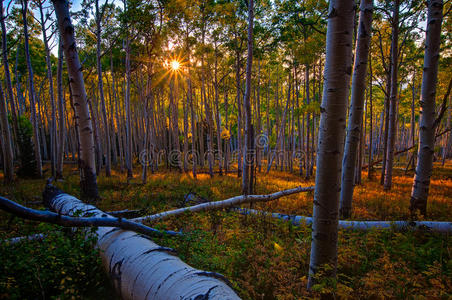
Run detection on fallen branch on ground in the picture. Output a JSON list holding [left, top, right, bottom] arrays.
[[42, 185, 239, 300], [133, 186, 314, 223], [0, 196, 180, 237], [1, 233, 47, 245], [107, 209, 144, 218], [234, 208, 452, 233]]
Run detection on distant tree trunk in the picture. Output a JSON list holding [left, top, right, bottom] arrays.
[[95, 0, 111, 177], [339, 0, 373, 218], [256, 59, 262, 172], [21, 0, 43, 178], [235, 46, 243, 178], [267, 82, 291, 173], [52, 0, 99, 200], [305, 64, 310, 179], [0, 1, 19, 145], [242, 0, 254, 195], [56, 41, 65, 178], [383, 0, 400, 190], [214, 42, 223, 176], [183, 84, 189, 173], [223, 88, 231, 174], [125, 37, 133, 181], [188, 77, 197, 178], [0, 82, 14, 183], [37, 0, 57, 177], [368, 53, 373, 179], [308, 0, 355, 288], [442, 95, 451, 165], [410, 0, 443, 216]]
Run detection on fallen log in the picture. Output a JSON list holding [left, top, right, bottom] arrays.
[[133, 186, 315, 223], [2, 233, 47, 245], [0, 196, 177, 237], [107, 209, 144, 218], [42, 185, 240, 300], [234, 208, 452, 233], [363, 145, 415, 169]]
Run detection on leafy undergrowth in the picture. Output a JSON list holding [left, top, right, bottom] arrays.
[[0, 161, 451, 298]]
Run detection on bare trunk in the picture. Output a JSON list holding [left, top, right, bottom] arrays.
[[308, 0, 354, 288], [242, 0, 254, 195], [56, 41, 65, 178], [22, 0, 43, 178], [339, 0, 373, 218], [52, 0, 99, 200], [410, 0, 443, 216], [0, 1, 19, 147], [95, 0, 111, 177], [0, 82, 14, 183], [383, 0, 400, 190]]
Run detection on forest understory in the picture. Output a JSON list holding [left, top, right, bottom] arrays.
[[1, 161, 451, 299]]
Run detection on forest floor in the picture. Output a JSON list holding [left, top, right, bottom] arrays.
[[0, 161, 451, 299]]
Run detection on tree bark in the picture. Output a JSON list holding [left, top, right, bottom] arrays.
[[21, 0, 43, 178], [39, 186, 240, 300], [383, 0, 400, 190], [52, 0, 99, 200], [56, 41, 65, 178], [308, 0, 355, 288], [242, 0, 254, 195], [339, 0, 373, 218], [0, 82, 14, 183], [410, 0, 443, 216], [0, 0, 19, 145], [95, 0, 111, 177]]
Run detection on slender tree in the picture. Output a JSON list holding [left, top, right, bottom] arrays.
[[340, 0, 373, 218], [410, 0, 444, 216], [242, 0, 254, 195], [52, 0, 99, 200], [0, 82, 14, 183], [21, 0, 43, 178], [383, 0, 400, 190], [308, 0, 355, 288]]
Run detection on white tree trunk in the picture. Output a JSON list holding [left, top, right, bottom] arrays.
[[242, 0, 254, 195], [0, 82, 14, 183], [383, 0, 400, 190], [308, 0, 355, 288], [43, 187, 240, 300], [410, 0, 444, 216], [52, 0, 99, 199], [339, 0, 373, 218], [133, 186, 314, 223], [235, 208, 452, 233]]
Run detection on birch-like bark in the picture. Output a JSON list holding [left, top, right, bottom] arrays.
[[37, 0, 57, 177], [0, 0, 19, 143], [308, 0, 355, 288], [214, 42, 223, 176], [339, 0, 373, 218], [0, 82, 14, 183], [21, 0, 43, 178], [52, 0, 99, 200], [383, 0, 400, 190], [56, 41, 65, 178], [368, 53, 373, 179], [242, 0, 254, 195], [95, 0, 111, 177], [40, 186, 240, 300], [410, 0, 443, 216], [236, 208, 452, 233], [134, 186, 314, 223]]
